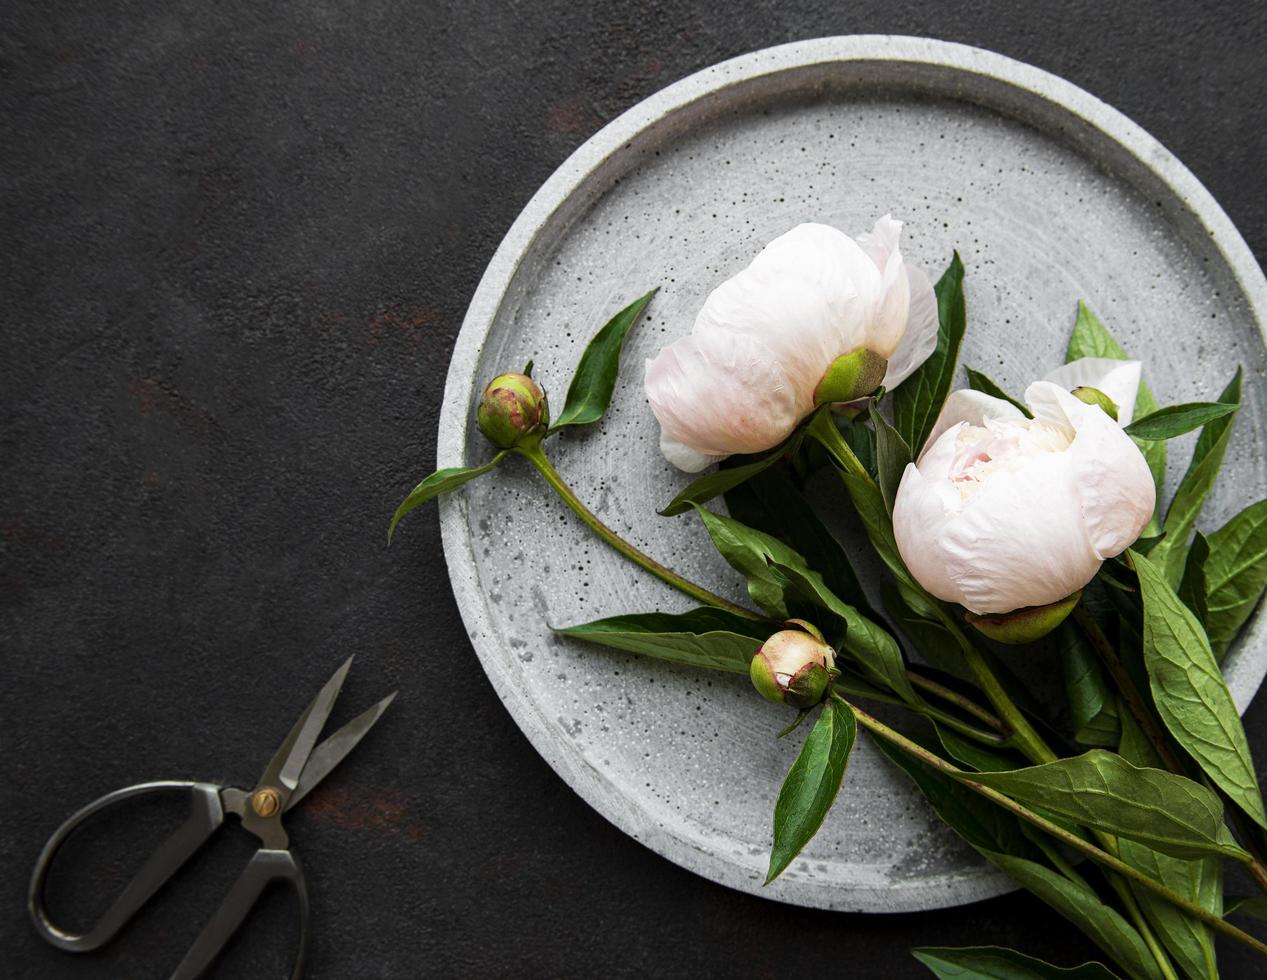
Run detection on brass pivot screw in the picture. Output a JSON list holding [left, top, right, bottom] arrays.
[[251, 788, 281, 818]]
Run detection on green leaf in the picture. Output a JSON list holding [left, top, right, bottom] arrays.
[[1130, 548, 1267, 828], [805, 409, 911, 586], [967, 750, 1248, 861], [767, 698, 857, 882], [873, 407, 913, 515], [1119, 839, 1220, 980], [1150, 369, 1242, 586], [893, 252, 967, 455], [550, 288, 657, 430], [658, 433, 801, 516], [1123, 402, 1238, 441], [1225, 895, 1267, 922], [912, 945, 1121, 980], [387, 453, 507, 543], [883, 583, 970, 681], [768, 558, 916, 704], [1202, 498, 1267, 660], [869, 729, 1043, 860], [1060, 622, 1121, 748], [935, 724, 1025, 773], [725, 464, 874, 620], [1066, 303, 1164, 537], [1178, 532, 1211, 630], [965, 367, 1033, 418], [555, 606, 767, 674], [872, 734, 1158, 980], [693, 505, 803, 619], [985, 851, 1165, 980]]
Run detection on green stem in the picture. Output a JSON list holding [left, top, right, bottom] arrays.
[[841, 696, 1267, 960], [518, 445, 761, 621], [907, 670, 1007, 733], [1072, 604, 1184, 772], [933, 604, 1057, 765]]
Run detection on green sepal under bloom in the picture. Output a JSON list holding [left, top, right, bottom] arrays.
[[965, 591, 1082, 645], [477, 372, 550, 449], [813, 348, 888, 405], [1071, 385, 1119, 421]]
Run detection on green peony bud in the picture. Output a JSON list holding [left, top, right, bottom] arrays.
[[477, 372, 549, 449], [750, 625, 836, 709], [813, 348, 889, 406], [965, 590, 1082, 645], [1071, 386, 1119, 421]]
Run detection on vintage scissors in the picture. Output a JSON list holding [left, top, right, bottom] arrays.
[[29, 656, 395, 979]]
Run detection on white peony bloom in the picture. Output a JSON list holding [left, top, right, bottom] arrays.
[[892, 364, 1155, 616], [644, 217, 940, 472]]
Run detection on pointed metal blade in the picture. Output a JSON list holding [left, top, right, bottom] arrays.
[[257, 656, 353, 793], [286, 691, 396, 811]]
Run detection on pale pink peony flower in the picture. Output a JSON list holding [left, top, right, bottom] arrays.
[[644, 217, 940, 472], [893, 361, 1156, 615]]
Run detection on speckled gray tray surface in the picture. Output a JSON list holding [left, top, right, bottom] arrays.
[[437, 36, 1267, 912]]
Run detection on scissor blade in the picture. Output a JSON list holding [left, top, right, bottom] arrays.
[[286, 691, 396, 811], [257, 656, 353, 793]]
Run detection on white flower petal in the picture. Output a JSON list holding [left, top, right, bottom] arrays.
[[644, 328, 801, 467], [919, 388, 1025, 461], [1035, 384, 1156, 557], [659, 435, 725, 473], [1041, 358, 1143, 426], [883, 262, 939, 391]]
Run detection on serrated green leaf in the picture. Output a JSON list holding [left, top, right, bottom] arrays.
[[767, 698, 856, 882], [1130, 548, 1267, 828], [555, 606, 767, 674], [550, 288, 656, 430], [388, 453, 507, 543], [968, 750, 1248, 861], [893, 252, 967, 455], [1119, 839, 1220, 980], [1060, 621, 1121, 748], [1066, 303, 1164, 537], [1202, 498, 1267, 660], [873, 406, 913, 515], [658, 432, 802, 516], [1123, 403, 1237, 441], [965, 367, 1033, 418], [1150, 369, 1242, 586], [768, 557, 915, 704], [912, 945, 1121, 980]]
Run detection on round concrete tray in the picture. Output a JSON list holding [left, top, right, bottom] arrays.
[[437, 36, 1267, 912]]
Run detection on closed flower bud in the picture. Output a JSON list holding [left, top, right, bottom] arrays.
[[750, 625, 836, 709], [477, 372, 549, 449]]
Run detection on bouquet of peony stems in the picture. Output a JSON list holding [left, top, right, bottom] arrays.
[[393, 218, 1267, 979]]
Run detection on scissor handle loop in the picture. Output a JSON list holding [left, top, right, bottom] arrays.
[[28, 780, 225, 952], [170, 848, 309, 980]]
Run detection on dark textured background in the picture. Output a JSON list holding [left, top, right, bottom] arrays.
[[3, 2, 1266, 977]]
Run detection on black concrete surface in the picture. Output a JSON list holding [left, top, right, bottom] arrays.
[[3, 2, 1266, 977]]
